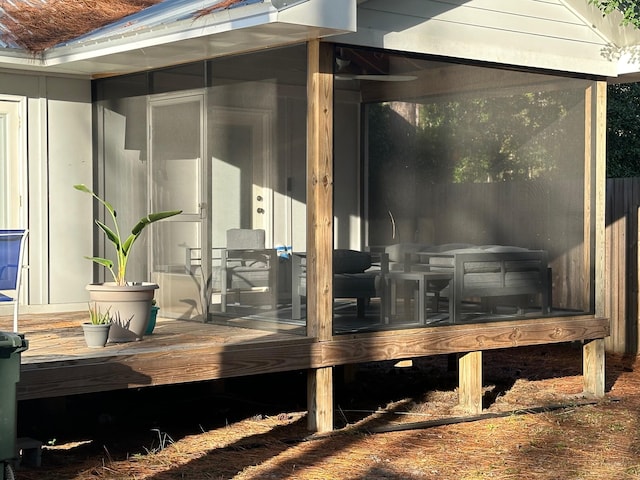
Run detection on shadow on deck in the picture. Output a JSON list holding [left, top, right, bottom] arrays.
[[1, 308, 610, 403], [1, 312, 313, 401]]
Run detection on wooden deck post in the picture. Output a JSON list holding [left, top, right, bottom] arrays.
[[583, 338, 605, 397], [458, 351, 483, 414], [583, 81, 606, 397], [306, 39, 335, 432], [307, 365, 333, 432]]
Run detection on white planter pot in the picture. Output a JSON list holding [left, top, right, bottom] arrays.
[[86, 282, 158, 342]]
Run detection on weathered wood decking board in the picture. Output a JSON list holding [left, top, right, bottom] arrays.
[[9, 312, 317, 401], [4, 311, 609, 402], [322, 315, 609, 365]]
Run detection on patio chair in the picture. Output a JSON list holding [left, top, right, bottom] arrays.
[[0, 229, 29, 332], [292, 249, 388, 321], [184, 229, 282, 314], [221, 228, 278, 313]]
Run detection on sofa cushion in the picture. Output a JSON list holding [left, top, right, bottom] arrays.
[[424, 243, 475, 253], [428, 247, 485, 269], [428, 245, 540, 274], [334, 272, 378, 297], [385, 243, 431, 263], [480, 245, 531, 253], [333, 249, 372, 274]]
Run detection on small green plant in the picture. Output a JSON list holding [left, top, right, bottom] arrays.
[[88, 303, 112, 325], [74, 184, 182, 286]]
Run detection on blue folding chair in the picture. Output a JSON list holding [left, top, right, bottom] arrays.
[[0, 229, 28, 332]]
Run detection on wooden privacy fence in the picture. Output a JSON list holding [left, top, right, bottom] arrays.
[[606, 177, 640, 354]]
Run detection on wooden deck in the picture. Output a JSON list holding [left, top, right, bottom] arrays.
[[7, 311, 315, 401], [2, 311, 610, 403]]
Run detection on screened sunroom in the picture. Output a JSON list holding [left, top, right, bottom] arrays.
[[93, 42, 596, 336]]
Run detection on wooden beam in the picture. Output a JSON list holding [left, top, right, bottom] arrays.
[[306, 39, 335, 432], [458, 351, 483, 414], [319, 316, 609, 366]]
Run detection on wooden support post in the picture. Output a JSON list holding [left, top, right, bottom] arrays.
[[458, 351, 483, 414], [583, 82, 607, 394], [305, 41, 334, 340], [583, 338, 605, 397], [307, 366, 333, 433], [306, 39, 335, 432]]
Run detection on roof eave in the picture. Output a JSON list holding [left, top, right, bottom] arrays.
[[44, 3, 280, 67], [0, 0, 357, 77]]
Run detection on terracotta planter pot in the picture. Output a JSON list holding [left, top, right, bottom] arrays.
[[82, 322, 111, 348], [86, 282, 158, 342]]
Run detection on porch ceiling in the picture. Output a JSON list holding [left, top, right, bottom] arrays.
[[0, 0, 356, 77]]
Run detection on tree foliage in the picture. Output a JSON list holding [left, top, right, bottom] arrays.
[[589, 1, 640, 29], [607, 83, 640, 177], [369, 89, 581, 188], [590, 1, 640, 177]]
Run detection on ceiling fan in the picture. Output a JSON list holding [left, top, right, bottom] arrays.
[[334, 48, 417, 82]]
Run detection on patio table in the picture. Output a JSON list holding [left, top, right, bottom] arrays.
[[387, 271, 454, 324]]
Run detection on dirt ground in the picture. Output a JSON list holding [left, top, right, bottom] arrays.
[[12, 342, 640, 479]]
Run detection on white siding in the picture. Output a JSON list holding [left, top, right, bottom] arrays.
[[47, 77, 93, 305], [335, 0, 616, 76], [0, 71, 92, 311]]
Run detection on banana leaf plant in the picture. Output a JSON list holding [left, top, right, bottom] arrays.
[[74, 184, 182, 286]]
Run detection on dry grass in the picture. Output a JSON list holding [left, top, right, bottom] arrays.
[[13, 344, 640, 479], [194, 0, 245, 19], [1, 0, 244, 53], [1, 0, 161, 52]]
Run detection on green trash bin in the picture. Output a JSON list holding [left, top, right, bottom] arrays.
[[0, 332, 28, 480]]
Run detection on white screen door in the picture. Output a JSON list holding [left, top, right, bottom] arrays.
[[149, 93, 207, 319], [148, 95, 274, 320], [0, 100, 23, 228]]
